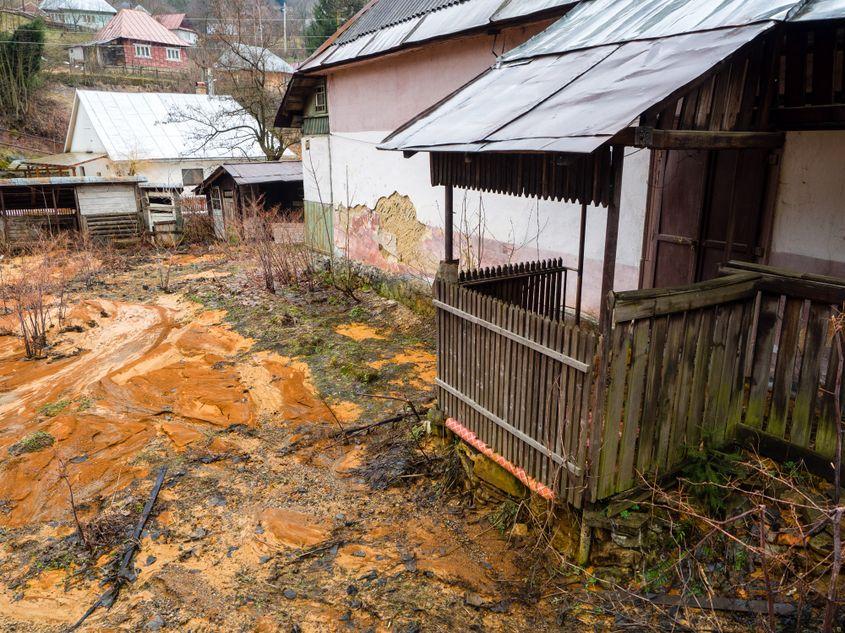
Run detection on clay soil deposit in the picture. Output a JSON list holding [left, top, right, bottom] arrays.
[[0, 247, 571, 632]]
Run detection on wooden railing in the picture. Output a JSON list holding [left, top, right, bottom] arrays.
[[593, 269, 845, 500], [434, 276, 598, 507], [458, 259, 583, 322]]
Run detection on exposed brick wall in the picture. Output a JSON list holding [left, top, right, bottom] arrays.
[[121, 40, 188, 69]]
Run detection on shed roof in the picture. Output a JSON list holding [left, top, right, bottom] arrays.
[[0, 176, 145, 187], [299, 0, 575, 72], [381, 0, 844, 155], [94, 8, 186, 46], [195, 161, 302, 192], [39, 0, 115, 14], [67, 90, 265, 161], [218, 44, 295, 74], [24, 151, 106, 167]]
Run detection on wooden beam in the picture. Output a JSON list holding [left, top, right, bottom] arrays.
[[774, 104, 845, 129], [612, 127, 785, 150], [575, 201, 587, 325], [599, 145, 624, 330]]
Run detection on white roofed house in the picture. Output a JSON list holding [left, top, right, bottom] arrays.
[[217, 44, 295, 91], [39, 0, 116, 30], [60, 89, 267, 234]]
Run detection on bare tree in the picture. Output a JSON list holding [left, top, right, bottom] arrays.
[[172, 0, 300, 161]]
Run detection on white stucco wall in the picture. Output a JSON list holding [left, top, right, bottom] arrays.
[[770, 131, 845, 278], [302, 129, 650, 315]]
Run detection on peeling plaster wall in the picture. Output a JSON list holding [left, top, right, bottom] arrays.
[[303, 129, 650, 316], [770, 131, 845, 278]]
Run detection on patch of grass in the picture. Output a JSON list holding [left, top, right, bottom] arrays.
[[75, 396, 93, 412], [39, 399, 71, 417], [8, 431, 55, 456]]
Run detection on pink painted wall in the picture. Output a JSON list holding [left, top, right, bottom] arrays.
[[326, 21, 554, 134]]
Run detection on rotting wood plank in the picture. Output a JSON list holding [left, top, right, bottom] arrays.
[[768, 298, 804, 439], [702, 305, 730, 443], [816, 336, 843, 459], [654, 313, 685, 471], [714, 302, 747, 445], [670, 310, 701, 466], [790, 302, 830, 448], [616, 319, 650, 491], [598, 324, 630, 498], [687, 309, 715, 449], [745, 294, 780, 428], [637, 316, 668, 477]]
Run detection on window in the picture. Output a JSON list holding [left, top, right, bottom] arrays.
[[181, 168, 204, 186], [166, 47, 180, 61], [134, 44, 151, 58], [313, 81, 327, 114]]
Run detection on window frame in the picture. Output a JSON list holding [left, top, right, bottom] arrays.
[[165, 47, 181, 61], [181, 168, 204, 186], [313, 81, 327, 114], [134, 43, 152, 59]]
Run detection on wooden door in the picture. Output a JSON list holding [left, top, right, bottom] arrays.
[[642, 148, 774, 289], [210, 187, 224, 239]]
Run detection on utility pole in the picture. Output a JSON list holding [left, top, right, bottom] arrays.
[[283, 4, 287, 54]]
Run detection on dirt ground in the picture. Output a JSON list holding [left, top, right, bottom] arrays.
[[0, 248, 580, 632]]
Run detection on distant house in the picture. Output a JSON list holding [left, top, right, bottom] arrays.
[[217, 44, 294, 90], [38, 0, 116, 30], [154, 13, 197, 45], [76, 8, 190, 69], [194, 161, 303, 238]]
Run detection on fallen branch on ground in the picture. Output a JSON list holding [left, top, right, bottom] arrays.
[[67, 466, 167, 632]]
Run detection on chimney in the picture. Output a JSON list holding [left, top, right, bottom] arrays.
[[195, 81, 207, 95]]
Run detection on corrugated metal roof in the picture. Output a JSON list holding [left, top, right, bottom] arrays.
[[69, 90, 264, 161], [299, 0, 574, 71], [381, 0, 843, 156], [222, 161, 303, 184], [218, 44, 295, 73], [502, 0, 797, 61], [39, 0, 115, 13], [94, 9, 187, 46], [0, 176, 145, 187]]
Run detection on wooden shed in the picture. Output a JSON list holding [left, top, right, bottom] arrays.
[[194, 161, 304, 239], [0, 176, 146, 245]]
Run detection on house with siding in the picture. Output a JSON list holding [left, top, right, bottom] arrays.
[[274, 0, 577, 269], [38, 0, 115, 30], [79, 8, 190, 70]]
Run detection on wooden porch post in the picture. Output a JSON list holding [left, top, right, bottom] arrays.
[[439, 184, 458, 282], [444, 184, 454, 263], [599, 145, 625, 329], [575, 201, 587, 324]]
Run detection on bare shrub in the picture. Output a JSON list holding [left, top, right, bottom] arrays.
[[182, 206, 218, 245]]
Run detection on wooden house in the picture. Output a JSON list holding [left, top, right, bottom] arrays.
[[194, 161, 303, 239], [372, 0, 845, 517]]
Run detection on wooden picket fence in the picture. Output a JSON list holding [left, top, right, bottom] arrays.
[[593, 266, 845, 500], [435, 260, 845, 508], [433, 274, 598, 507]]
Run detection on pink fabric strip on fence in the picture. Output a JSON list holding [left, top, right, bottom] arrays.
[[445, 417, 556, 501]]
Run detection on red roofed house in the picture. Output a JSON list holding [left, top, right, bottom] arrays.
[[154, 13, 197, 45], [82, 8, 190, 70]]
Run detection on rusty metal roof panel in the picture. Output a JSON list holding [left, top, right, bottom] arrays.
[[503, 0, 796, 62], [381, 22, 772, 154]]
